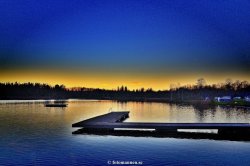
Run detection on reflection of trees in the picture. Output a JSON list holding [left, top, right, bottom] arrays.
[[192, 103, 216, 122], [218, 105, 250, 122], [117, 101, 128, 110], [192, 103, 216, 112]]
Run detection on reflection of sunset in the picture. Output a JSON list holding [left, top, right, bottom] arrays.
[[2, 100, 250, 128]]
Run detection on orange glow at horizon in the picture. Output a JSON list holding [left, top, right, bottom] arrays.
[[1, 68, 250, 90]]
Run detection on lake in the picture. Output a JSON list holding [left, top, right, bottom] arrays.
[[1, 100, 250, 165]]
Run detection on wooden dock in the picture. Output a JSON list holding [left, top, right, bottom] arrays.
[[72, 111, 129, 127], [72, 112, 250, 136]]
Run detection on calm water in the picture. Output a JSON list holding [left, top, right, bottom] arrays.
[[1, 100, 250, 165]]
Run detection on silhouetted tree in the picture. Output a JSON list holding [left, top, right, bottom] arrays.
[[197, 78, 206, 88]]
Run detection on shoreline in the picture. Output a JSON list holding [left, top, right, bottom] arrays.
[[0, 98, 249, 108]]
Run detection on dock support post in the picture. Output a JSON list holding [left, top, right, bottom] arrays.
[[156, 129, 177, 134], [218, 128, 250, 136]]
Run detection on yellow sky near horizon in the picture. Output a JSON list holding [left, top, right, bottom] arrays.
[[1, 68, 250, 90]]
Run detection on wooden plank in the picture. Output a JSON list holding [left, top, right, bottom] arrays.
[[72, 111, 129, 127], [72, 112, 250, 130]]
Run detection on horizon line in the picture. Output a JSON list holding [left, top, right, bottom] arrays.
[[1, 79, 249, 91]]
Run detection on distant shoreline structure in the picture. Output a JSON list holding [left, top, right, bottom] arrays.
[[0, 81, 249, 107]]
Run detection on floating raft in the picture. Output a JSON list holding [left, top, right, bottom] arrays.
[[72, 112, 250, 136]]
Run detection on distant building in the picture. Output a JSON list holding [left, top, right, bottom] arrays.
[[233, 97, 241, 100], [220, 96, 232, 102], [214, 96, 232, 102], [245, 96, 250, 102], [214, 97, 220, 102]]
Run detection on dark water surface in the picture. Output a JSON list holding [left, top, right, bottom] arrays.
[[1, 100, 250, 165]]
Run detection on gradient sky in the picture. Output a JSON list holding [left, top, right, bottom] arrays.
[[0, 0, 250, 90]]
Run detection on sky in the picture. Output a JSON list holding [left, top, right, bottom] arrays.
[[0, 0, 250, 90]]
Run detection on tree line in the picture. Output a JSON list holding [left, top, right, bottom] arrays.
[[169, 78, 250, 101], [0, 79, 249, 101]]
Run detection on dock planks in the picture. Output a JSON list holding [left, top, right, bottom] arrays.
[[72, 111, 129, 127], [72, 112, 250, 135]]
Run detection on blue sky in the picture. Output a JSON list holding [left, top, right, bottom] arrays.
[[0, 0, 250, 88]]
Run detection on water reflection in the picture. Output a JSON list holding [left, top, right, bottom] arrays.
[[1, 100, 250, 165], [1, 100, 250, 125]]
